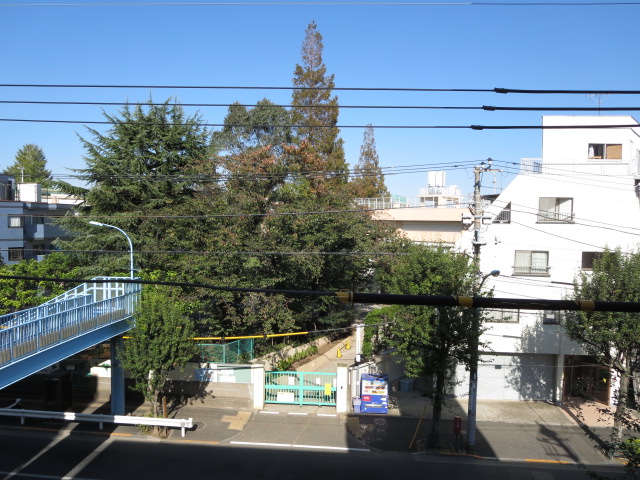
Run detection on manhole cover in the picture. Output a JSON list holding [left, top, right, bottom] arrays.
[[374, 418, 386, 426], [192, 421, 205, 430]]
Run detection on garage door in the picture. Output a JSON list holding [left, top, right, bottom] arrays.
[[477, 354, 556, 401]]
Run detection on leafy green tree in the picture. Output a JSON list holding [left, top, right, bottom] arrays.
[[4, 144, 52, 185], [377, 244, 478, 447], [350, 125, 389, 198], [291, 21, 347, 182], [564, 247, 640, 455], [213, 99, 293, 156], [118, 283, 197, 419], [0, 253, 82, 315]]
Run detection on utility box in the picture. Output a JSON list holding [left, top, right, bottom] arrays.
[[399, 378, 415, 392], [44, 370, 72, 411]]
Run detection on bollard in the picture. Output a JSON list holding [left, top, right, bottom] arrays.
[[337, 348, 342, 358]]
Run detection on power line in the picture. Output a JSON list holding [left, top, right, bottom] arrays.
[[5, 99, 640, 112], [3, 84, 640, 95], [2, 117, 640, 130], [3, 1, 640, 6]]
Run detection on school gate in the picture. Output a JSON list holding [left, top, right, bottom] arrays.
[[264, 371, 337, 406]]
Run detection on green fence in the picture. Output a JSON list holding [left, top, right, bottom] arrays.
[[197, 338, 254, 364], [265, 371, 337, 406]]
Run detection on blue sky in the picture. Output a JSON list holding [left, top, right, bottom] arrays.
[[1, 0, 639, 198]]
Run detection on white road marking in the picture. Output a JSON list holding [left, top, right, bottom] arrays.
[[230, 441, 369, 452]]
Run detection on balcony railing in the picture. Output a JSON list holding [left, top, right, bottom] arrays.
[[536, 211, 574, 223], [512, 266, 550, 277], [493, 208, 511, 224], [521, 157, 640, 176]]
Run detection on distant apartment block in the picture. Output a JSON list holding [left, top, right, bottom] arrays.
[[0, 175, 78, 264], [355, 171, 469, 246]]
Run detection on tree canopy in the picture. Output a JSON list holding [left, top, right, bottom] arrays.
[[564, 247, 640, 453], [4, 144, 52, 185], [291, 21, 347, 182], [350, 125, 389, 198], [375, 244, 478, 446]]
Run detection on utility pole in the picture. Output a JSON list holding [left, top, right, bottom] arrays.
[[466, 158, 499, 454]]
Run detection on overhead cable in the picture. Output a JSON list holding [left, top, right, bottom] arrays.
[[3, 84, 640, 95], [0, 274, 638, 313]]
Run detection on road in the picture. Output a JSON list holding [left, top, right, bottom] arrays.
[[0, 426, 625, 480]]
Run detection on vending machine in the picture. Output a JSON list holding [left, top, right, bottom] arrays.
[[360, 373, 388, 414]]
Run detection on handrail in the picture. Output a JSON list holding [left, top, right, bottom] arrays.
[[0, 407, 193, 437]]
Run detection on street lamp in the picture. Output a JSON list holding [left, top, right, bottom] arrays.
[[466, 269, 500, 454], [88, 221, 135, 279]]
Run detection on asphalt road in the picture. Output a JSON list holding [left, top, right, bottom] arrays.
[[0, 426, 626, 480]]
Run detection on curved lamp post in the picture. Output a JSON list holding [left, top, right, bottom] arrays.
[[88, 221, 135, 279], [466, 269, 500, 454]]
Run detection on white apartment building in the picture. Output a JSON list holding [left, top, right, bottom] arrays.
[[455, 115, 640, 405]]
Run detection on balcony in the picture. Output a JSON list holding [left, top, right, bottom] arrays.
[[512, 266, 551, 277], [521, 157, 640, 176], [536, 211, 574, 223]]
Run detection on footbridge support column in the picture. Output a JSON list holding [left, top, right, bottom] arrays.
[[110, 336, 125, 415]]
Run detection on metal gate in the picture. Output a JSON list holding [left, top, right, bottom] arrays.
[[265, 371, 337, 406]]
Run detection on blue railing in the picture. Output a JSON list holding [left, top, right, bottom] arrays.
[[0, 277, 141, 369]]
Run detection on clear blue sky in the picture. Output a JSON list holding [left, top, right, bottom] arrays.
[[1, 1, 639, 198]]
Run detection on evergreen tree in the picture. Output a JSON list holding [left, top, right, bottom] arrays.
[[291, 22, 347, 182], [54, 98, 213, 278], [4, 144, 52, 185], [350, 125, 389, 198]]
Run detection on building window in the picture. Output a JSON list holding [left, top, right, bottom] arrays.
[[8, 248, 24, 261], [8, 216, 23, 228], [493, 202, 511, 224], [513, 250, 550, 276], [581, 251, 602, 270], [31, 244, 46, 256], [537, 197, 574, 223], [485, 308, 519, 323], [588, 143, 622, 160]]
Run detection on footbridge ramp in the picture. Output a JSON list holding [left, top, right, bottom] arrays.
[[0, 277, 141, 390]]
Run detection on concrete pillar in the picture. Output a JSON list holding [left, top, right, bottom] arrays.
[[252, 364, 265, 410], [336, 363, 348, 414], [110, 336, 125, 415], [554, 353, 564, 405]]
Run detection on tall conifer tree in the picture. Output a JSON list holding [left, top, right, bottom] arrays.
[[351, 125, 389, 198], [291, 22, 347, 182]]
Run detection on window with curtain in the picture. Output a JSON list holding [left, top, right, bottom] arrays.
[[8, 216, 23, 228], [514, 250, 549, 276], [588, 143, 622, 159]]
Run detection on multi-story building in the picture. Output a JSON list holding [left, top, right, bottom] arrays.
[[456, 115, 640, 405], [356, 171, 469, 246], [0, 175, 77, 264]]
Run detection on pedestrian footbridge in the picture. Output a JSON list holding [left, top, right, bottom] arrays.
[[0, 278, 141, 391]]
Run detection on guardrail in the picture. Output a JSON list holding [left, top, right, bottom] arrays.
[[0, 408, 193, 437]]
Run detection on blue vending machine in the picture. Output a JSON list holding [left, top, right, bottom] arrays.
[[360, 373, 388, 414]]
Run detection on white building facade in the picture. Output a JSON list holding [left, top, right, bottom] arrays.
[[456, 116, 640, 405]]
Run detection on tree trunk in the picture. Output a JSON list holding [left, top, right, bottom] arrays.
[[611, 363, 630, 457], [429, 359, 447, 448]]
